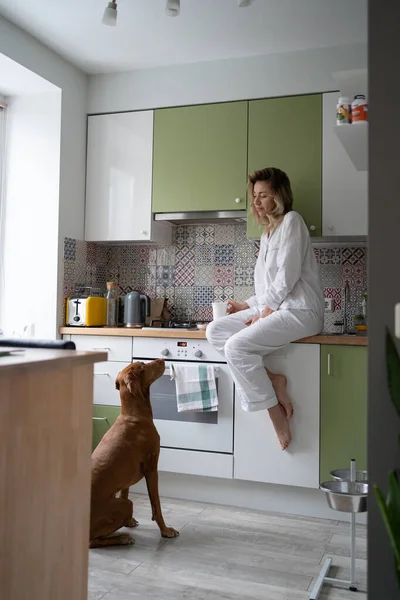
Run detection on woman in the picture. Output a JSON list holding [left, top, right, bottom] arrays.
[[206, 167, 324, 450]]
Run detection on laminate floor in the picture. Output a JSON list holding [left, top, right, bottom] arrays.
[[88, 493, 367, 600]]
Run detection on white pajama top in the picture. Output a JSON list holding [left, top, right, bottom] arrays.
[[245, 211, 324, 315]]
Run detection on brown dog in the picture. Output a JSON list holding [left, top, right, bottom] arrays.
[[90, 358, 179, 548]]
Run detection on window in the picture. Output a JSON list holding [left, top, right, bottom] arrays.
[[0, 91, 62, 339], [0, 97, 7, 337]]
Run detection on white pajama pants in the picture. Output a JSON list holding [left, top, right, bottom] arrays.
[[206, 307, 323, 412]]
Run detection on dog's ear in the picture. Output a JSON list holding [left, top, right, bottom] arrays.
[[124, 363, 145, 394], [115, 377, 120, 391]]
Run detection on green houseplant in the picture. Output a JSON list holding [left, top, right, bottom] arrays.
[[374, 328, 400, 587]]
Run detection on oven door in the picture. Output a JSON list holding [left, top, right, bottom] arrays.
[[144, 360, 234, 454]]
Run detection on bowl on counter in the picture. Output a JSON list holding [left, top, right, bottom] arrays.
[[196, 323, 208, 330], [354, 325, 368, 336]]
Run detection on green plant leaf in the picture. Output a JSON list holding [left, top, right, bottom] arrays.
[[386, 327, 400, 418], [387, 473, 400, 561], [394, 555, 400, 590], [374, 484, 400, 567]]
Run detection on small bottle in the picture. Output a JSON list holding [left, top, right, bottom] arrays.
[[352, 94, 368, 124], [105, 282, 119, 327], [336, 96, 352, 125]]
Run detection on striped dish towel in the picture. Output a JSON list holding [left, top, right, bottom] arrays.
[[170, 363, 218, 412]]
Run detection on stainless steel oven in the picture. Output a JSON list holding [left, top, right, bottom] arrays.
[[132, 337, 234, 454]]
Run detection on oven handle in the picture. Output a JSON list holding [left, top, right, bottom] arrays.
[[163, 364, 219, 379], [132, 359, 221, 378]]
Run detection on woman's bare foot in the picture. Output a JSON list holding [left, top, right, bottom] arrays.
[[266, 370, 294, 419], [268, 404, 292, 450]]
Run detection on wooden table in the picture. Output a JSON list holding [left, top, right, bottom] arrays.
[[0, 348, 107, 600]]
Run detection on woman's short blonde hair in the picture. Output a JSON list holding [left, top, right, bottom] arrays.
[[248, 167, 293, 232]]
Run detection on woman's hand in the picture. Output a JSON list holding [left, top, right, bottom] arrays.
[[245, 306, 275, 326], [261, 306, 275, 318], [245, 315, 260, 326], [227, 300, 249, 315]]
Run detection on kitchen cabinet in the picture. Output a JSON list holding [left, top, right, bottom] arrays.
[[320, 345, 367, 482], [85, 111, 171, 244], [69, 334, 131, 406], [69, 334, 132, 362], [234, 344, 320, 488], [93, 404, 121, 451], [322, 92, 368, 236], [152, 101, 248, 213], [93, 361, 130, 406], [247, 94, 322, 239]]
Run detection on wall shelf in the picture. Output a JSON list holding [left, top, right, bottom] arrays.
[[332, 68, 368, 99], [333, 123, 368, 171]]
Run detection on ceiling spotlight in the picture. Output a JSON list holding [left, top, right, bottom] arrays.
[[166, 0, 180, 17], [238, 0, 254, 6], [102, 1, 117, 26]]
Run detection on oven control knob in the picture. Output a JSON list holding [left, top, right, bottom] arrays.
[[194, 350, 203, 358], [161, 349, 170, 356]]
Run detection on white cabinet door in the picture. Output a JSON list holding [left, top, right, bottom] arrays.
[[93, 361, 130, 406], [70, 334, 133, 362], [85, 111, 171, 244], [322, 92, 368, 236], [234, 344, 320, 489]]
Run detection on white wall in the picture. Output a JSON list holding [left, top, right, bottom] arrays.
[[88, 42, 367, 114], [2, 92, 61, 338], [0, 15, 88, 334], [134, 472, 366, 525]]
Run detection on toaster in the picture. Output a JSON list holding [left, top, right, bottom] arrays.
[[66, 288, 106, 327]]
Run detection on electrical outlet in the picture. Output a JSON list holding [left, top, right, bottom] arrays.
[[324, 298, 334, 312]]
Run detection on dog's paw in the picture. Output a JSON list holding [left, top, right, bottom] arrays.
[[119, 534, 135, 545], [125, 517, 139, 528], [161, 527, 179, 539]]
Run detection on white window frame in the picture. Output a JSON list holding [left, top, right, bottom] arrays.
[[0, 99, 8, 335]]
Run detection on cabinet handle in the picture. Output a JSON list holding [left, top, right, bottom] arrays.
[[327, 353, 332, 376], [328, 224, 334, 231], [141, 230, 147, 235], [94, 373, 110, 377], [235, 197, 242, 204], [93, 417, 110, 424], [309, 225, 316, 232], [91, 347, 110, 350]]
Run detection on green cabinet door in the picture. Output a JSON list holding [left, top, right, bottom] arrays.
[[247, 95, 322, 239], [320, 345, 367, 483], [152, 101, 248, 213], [92, 405, 121, 451]]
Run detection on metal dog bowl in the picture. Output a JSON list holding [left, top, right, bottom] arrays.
[[330, 469, 368, 484], [320, 480, 368, 513]]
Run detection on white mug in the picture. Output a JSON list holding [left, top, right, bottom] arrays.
[[212, 301, 227, 320]]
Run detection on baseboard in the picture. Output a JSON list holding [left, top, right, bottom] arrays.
[[132, 472, 367, 525]]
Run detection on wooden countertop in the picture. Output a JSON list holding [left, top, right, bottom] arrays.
[[60, 327, 367, 346], [0, 348, 108, 372], [298, 334, 367, 346]]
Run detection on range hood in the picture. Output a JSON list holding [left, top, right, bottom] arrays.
[[154, 210, 248, 225]]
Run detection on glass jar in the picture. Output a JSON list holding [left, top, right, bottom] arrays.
[[105, 282, 119, 327]]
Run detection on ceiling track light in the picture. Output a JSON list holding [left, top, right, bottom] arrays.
[[102, 0, 117, 26], [166, 0, 180, 17], [101, 0, 254, 26]]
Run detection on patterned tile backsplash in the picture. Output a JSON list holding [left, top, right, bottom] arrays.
[[64, 223, 367, 332]]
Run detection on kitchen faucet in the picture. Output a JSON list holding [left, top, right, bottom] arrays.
[[343, 281, 350, 334], [334, 281, 350, 335]]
